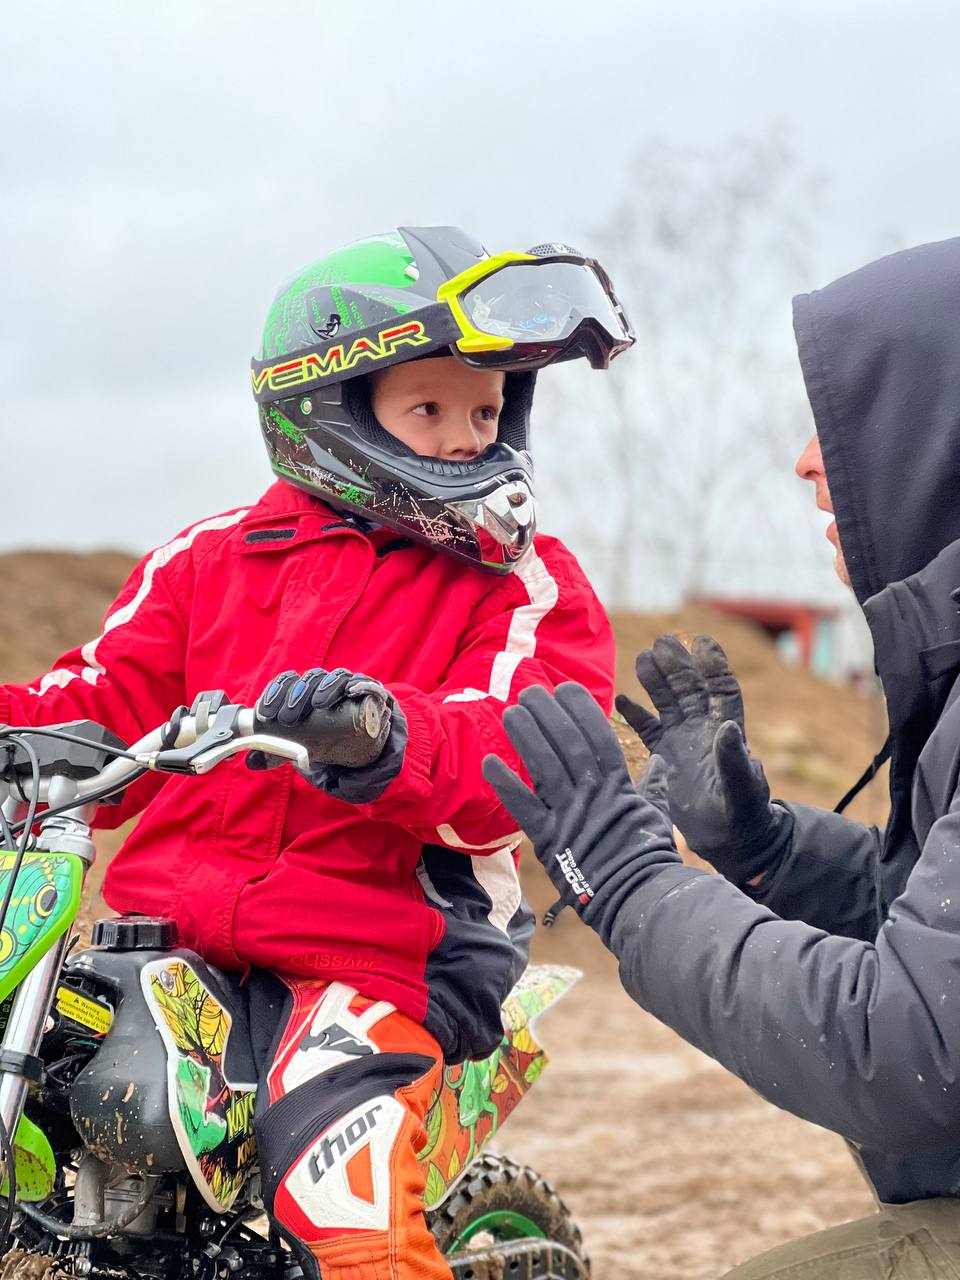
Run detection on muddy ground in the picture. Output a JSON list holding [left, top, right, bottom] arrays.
[[0, 553, 887, 1279]]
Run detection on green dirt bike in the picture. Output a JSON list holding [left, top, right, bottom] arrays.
[[0, 692, 587, 1280]]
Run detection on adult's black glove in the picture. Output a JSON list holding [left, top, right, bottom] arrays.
[[482, 683, 684, 949], [615, 635, 789, 884], [248, 667, 406, 803]]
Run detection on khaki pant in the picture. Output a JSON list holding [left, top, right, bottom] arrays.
[[720, 1200, 960, 1279]]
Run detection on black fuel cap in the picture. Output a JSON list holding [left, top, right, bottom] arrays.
[[92, 915, 180, 951]]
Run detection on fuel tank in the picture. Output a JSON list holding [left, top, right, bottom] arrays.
[[67, 929, 258, 1211]]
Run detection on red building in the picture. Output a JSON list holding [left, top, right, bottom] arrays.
[[693, 597, 838, 672]]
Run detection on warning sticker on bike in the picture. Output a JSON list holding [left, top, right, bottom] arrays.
[[55, 986, 113, 1036]]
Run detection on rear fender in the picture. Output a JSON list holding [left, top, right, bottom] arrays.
[[419, 965, 581, 1208]]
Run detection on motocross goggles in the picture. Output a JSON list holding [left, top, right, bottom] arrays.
[[250, 249, 634, 404], [439, 249, 635, 369]]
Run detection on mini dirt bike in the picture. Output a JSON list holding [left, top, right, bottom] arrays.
[[0, 692, 588, 1280]]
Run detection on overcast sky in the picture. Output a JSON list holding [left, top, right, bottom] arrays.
[[4, 0, 959, 610]]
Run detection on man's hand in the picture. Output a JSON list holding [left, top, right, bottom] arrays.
[[482, 683, 683, 946], [615, 635, 783, 882]]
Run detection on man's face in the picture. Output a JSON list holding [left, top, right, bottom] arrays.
[[369, 357, 505, 460], [795, 433, 851, 587]]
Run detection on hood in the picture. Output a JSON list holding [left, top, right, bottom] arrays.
[[792, 237, 960, 607]]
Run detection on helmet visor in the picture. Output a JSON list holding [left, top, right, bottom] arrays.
[[458, 259, 632, 363]]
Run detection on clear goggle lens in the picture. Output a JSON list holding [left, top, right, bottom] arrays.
[[460, 260, 630, 345]]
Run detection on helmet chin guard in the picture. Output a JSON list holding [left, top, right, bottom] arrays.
[[446, 476, 536, 566]]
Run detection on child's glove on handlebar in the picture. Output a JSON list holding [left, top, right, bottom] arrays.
[[248, 667, 407, 804], [256, 668, 387, 725]]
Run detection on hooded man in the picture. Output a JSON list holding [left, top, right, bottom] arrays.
[[482, 237, 960, 1277]]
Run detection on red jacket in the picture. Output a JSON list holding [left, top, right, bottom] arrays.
[[0, 482, 614, 1056]]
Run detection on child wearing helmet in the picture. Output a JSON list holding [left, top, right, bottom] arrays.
[[1, 227, 632, 1279]]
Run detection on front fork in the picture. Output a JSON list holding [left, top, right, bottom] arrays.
[[0, 799, 96, 1152], [0, 938, 70, 1142]]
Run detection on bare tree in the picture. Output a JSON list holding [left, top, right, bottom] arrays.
[[534, 130, 824, 608]]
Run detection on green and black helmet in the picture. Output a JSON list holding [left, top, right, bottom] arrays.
[[252, 226, 633, 573]]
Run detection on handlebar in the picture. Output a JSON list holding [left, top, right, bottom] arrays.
[[0, 688, 387, 812], [135, 705, 311, 776]]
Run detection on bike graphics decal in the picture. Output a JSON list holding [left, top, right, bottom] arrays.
[[417, 965, 580, 1208], [142, 959, 257, 1212], [0, 852, 82, 1005]]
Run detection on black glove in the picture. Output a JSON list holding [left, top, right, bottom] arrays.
[[248, 667, 405, 803], [482, 683, 684, 949], [615, 635, 788, 884]]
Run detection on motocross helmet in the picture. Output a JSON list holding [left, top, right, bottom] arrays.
[[252, 226, 634, 573]]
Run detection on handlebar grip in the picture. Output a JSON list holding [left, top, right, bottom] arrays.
[[253, 695, 388, 769]]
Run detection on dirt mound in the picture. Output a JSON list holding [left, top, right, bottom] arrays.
[[0, 551, 136, 684], [0, 551, 880, 1278], [0, 550, 139, 920]]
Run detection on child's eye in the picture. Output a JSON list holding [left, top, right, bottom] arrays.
[[477, 406, 500, 423], [411, 402, 440, 418]]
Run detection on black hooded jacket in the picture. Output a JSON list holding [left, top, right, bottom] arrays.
[[610, 237, 960, 1204]]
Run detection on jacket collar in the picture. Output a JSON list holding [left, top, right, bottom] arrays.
[[246, 480, 341, 526], [240, 482, 421, 559]]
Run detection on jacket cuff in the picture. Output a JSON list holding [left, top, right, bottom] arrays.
[[698, 802, 795, 890], [310, 701, 410, 805], [350, 689, 436, 808]]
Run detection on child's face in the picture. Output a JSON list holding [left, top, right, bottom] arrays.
[[369, 357, 505, 460]]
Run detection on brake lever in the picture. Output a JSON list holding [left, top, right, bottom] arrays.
[[189, 735, 310, 775], [137, 715, 237, 774], [136, 703, 311, 776]]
